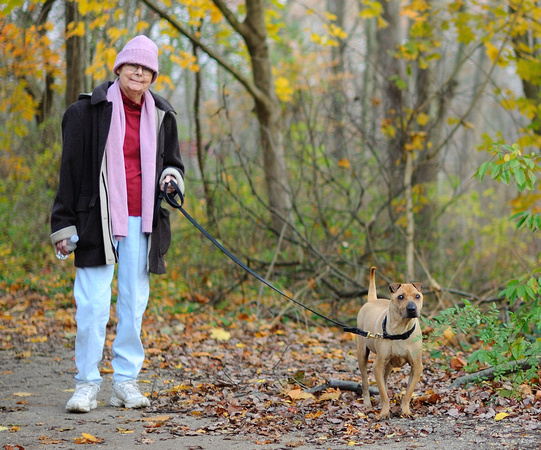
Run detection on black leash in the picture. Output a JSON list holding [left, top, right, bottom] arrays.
[[162, 181, 414, 340]]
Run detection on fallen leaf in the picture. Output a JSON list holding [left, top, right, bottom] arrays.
[[287, 389, 315, 401], [128, 415, 171, 423], [13, 392, 33, 397], [74, 432, 103, 444], [146, 347, 163, 355], [39, 436, 62, 444], [495, 412, 509, 421], [210, 328, 231, 341], [191, 351, 211, 358], [450, 356, 467, 370], [319, 388, 341, 402]]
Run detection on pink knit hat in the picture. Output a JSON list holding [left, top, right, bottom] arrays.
[[113, 35, 159, 83]]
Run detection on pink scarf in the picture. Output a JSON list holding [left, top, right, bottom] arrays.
[[105, 80, 156, 238]]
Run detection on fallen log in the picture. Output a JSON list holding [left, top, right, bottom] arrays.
[[306, 379, 379, 396], [450, 356, 541, 389]]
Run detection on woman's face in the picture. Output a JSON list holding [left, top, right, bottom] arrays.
[[117, 63, 154, 103]]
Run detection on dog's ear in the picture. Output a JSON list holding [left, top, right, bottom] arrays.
[[412, 282, 422, 292], [389, 283, 401, 293]]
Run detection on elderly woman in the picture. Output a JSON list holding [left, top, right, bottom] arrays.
[[50, 36, 184, 413]]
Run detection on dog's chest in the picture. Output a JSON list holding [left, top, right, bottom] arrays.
[[385, 342, 418, 367], [387, 353, 410, 367]]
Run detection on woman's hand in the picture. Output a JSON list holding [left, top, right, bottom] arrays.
[[160, 175, 177, 194], [55, 239, 69, 257]]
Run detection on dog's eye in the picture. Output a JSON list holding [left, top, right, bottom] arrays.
[[416, 294, 420, 299], [398, 295, 404, 300]]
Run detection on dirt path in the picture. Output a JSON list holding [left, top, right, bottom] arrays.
[[1, 340, 539, 450]]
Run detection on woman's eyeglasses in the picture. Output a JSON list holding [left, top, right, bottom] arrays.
[[124, 63, 154, 77]]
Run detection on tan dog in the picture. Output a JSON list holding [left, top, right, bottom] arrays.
[[356, 267, 423, 419]]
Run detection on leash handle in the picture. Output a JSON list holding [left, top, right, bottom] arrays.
[[163, 180, 185, 209]]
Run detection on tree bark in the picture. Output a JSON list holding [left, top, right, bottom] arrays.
[[376, 0, 405, 197], [65, 0, 86, 107], [509, 2, 541, 135], [35, 0, 56, 124], [326, 0, 346, 159], [235, 0, 294, 234], [191, 37, 216, 227], [404, 149, 414, 280]]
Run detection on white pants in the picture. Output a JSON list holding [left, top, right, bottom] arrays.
[[73, 217, 149, 384]]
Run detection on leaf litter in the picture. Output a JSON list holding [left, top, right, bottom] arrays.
[[0, 289, 540, 448]]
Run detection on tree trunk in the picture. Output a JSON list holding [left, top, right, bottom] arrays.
[[509, 4, 541, 135], [376, 0, 405, 197], [326, 0, 346, 159], [192, 38, 216, 227], [35, 0, 56, 124], [239, 0, 293, 234], [65, 0, 86, 106], [404, 149, 414, 280]]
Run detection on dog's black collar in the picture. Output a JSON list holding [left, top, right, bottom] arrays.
[[343, 317, 416, 340], [381, 316, 416, 340]]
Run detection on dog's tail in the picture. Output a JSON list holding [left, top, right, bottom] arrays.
[[367, 266, 378, 302]]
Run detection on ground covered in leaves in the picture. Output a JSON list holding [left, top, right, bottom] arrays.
[[1, 285, 540, 449]]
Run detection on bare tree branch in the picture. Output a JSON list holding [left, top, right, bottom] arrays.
[[140, 0, 266, 104], [306, 379, 379, 396], [210, 0, 249, 37], [450, 356, 541, 389]]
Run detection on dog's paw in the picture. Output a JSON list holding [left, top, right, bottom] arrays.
[[400, 411, 413, 418]]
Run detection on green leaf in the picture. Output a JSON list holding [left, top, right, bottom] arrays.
[[476, 161, 490, 181], [514, 169, 526, 191]]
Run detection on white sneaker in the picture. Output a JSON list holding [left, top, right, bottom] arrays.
[[66, 382, 100, 413], [110, 380, 150, 408]]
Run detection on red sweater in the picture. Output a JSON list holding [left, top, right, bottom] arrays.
[[121, 90, 142, 216]]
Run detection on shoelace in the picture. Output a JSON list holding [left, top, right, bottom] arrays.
[[74, 383, 98, 398], [119, 381, 142, 397]]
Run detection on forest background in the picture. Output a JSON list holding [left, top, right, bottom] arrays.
[[1, 0, 540, 394]]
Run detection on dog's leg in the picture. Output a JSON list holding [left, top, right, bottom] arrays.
[[401, 357, 423, 416], [373, 356, 390, 419], [357, 338, 371, 408], [383, 363, 393, 387]]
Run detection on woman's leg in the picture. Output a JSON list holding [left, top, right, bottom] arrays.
[[73, 264, 115, 384], [112, 216, 150, 382]]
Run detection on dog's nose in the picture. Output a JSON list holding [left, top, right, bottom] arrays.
[[406, 302, 418, 317]]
